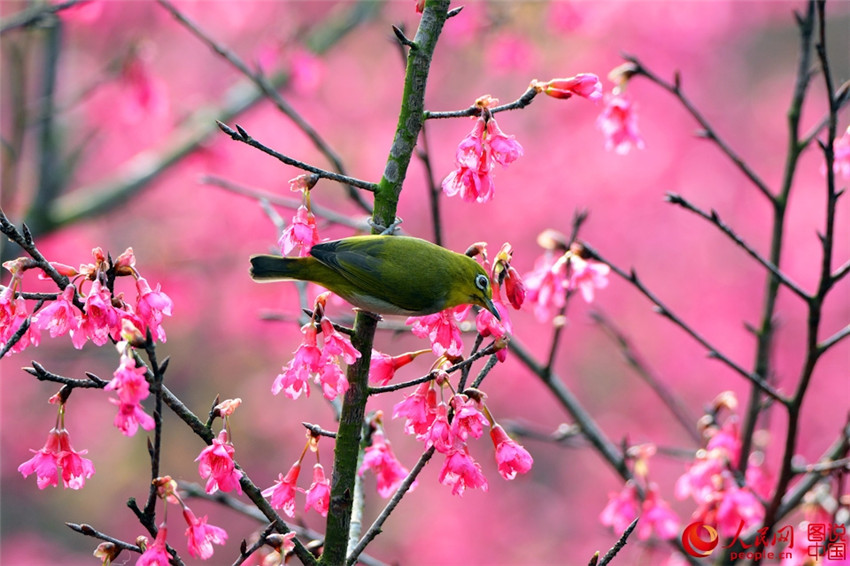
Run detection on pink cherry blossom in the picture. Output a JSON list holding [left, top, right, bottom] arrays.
[[406, 305, 469, 357], [833, 125, 850, 180], [135, 277, 173, 343], [137, 525, 170, 566], [196, 430, 243, 495], [392, 381, 438, 436], [183, 507, 228, 560], [715, 484, 764, 537], [279, 205, 319, 257], [317, 361, 349, 401], [420, 403, 456, 453], [674, 452, 726, 504], [486, 119, 524, 166], [524, 252, 569, 322], [263, 461, 301, 518], [442, 115, 522, 204], [489, 424, 533, 480], [272, 325, 322, 399], [80, 279, 120, 346], [568, 256, 610, 303], [0, 278, 40, 356], [439, 447, 489, 496], [449, 394, 489, 441], [105, 354, 155, 436], [18, 426, 95, 490], [540, 74, 603, 101], [109, 398, 156, 437], [600, 482, 640, 535], [359, 430, 413, 498], [31, 285, 82, 341], [639, 485, 680, 540], [475, 298, 510, 342], [320, 319, 360, 364], [597, 92, 645, 155], [303, 463, 331, 517], [370, 349, 425, 385]]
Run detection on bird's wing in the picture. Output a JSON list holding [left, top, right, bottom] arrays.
[[309, 237, 434, 312]]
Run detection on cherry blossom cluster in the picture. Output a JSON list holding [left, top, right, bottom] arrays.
[[393, 374, 532, 496], [271, 292, 360, 401], [524, 230, 610, 322], [279, 174, 320, 257], [675, 392, 771, 538], [441, 95, 525, 204], [406, 241, 524, 362], [596, 64, 645, 155], [263, 432, 332, 518], [18, 401, 95, 491], [359, 414, 415, 498], [1, 247, 173, 358], [599, 444, 680, 541]]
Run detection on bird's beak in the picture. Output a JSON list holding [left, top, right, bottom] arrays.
[[484, 297, 501, 321]]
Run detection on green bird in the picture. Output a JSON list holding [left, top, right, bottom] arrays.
[[249, 235, 499, 318]]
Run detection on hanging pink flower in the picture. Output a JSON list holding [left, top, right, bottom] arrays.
[[18, 425, 95, 490], [31, 285, 82, 341], [263, 461, 302, 518], [524, 252, 569, 322], [272, 325, 323, 399], [568, 256, 610, 303], [182, 507, 228, 560], [597, 92, 645, 155], [135, 277, 173, 343], [639, 485, 680, 540], [279, 205, 319, 257], [137, 525, 170, 566], [303, 463, 331, 517], [489, 424, 533, 480], [406, 305, 469, 357], [600, 482, 640, 535], [438, 447, 489, 496], [419, 403, 457, 454], [359, 430, 413, 498], [196, 430, 243, 495], [449, 395, 489, 441], [392, 381, 438, 437]]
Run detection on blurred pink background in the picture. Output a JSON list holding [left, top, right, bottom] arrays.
[[1, 1, 848, 564]]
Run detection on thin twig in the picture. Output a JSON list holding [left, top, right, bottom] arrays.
[[424, 87, 539, 119], [665, 192, 809, 301], [216, 122, 377, 192], [624, 54, 774, 202], [0, 0, 89, 34], [155, 0, 372, 214], [595, 517, 638, 566], [581, 241, 786, 403]]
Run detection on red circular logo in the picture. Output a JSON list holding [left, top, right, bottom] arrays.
[[682, 522, 719, 557]]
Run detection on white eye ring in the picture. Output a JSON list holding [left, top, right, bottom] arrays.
[[475, 274, 489, 291]]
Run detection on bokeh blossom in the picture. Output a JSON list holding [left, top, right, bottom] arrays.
[[597, 92, 645, 154]]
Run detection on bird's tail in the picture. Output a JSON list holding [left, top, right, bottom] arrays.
[[249, 255, 312, 282]]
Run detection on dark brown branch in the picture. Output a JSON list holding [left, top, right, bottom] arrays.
[[216, 122, 377, 193]]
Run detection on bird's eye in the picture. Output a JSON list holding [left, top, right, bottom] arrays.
[[475, 274, 489, 291]]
